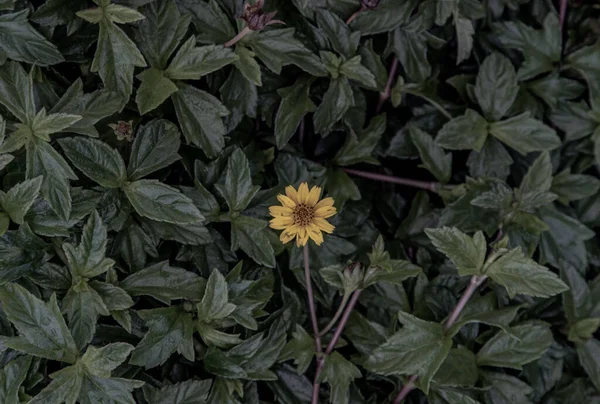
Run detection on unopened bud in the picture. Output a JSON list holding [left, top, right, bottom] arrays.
[[361, 0, 380, 10]]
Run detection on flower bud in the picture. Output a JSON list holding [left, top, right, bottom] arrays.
[[242, 1, 279, 31], [361, 0, 380, 10]]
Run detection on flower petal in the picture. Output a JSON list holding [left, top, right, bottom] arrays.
[[314, 217, 334, 233], [306, 186, 322, 207], [285, 185, 299, 204], [314, 197, 334, 210], [314, 206, 337, 219], [270, 216, 294, 228], [298, 182, 309, 204], [277, 194, 296, 209], [280, 224, 299, 243], [307, 224, 324, 245], [269, 206, 293, 217]]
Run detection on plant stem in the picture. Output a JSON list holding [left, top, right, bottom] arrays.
[[318, 292, 351, 337], [304, 245, 323, 354], [559, 0, 567, 30], [342, 168, 443, 193], [391, 275, 487, 403], [312, 290, 362, 404], [376, 58, 399, 113], [299, 117, 305, 145], [224, 26, 251, 47], [346, 4, 366, 24], [403, 90, 453, 120]]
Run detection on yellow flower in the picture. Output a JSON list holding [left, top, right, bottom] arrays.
[[269, 182, 336, 247]]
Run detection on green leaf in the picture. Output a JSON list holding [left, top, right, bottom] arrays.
[[63, 210, 114, 278], [455, 17, 474, 65], [0, 62, 35, 126], [409, 126, 452, 183], [363, 259, 422, 287], [433, 346, 478, 387], [50, 79, 122, 137], [220, 68, 257, 128], [339, 55, 377, 88], [78, 374, 143, 404], [528, 72, 585, 109], [350, 0, 418, 34], [124, 180, 203, 224], [492, 14, 561, 80], [474, 53, 519, 121], [0, 10, 64, 65], [177, 0, 234, 45], [576, 338, 600, 391], [87, 16, 146, 103], [481, 371, 534, 404], [569, 318, 600, 342], [30, 110, 82, 140], [313, 77, 354, 135], [0, 176, 42, 224], [26, 139, 77, 220], [467, 137, 513, 180], [334, 114, 385, 166], [231, 215, 276, 268], [89, 281, 133, 311], [81, 342, 134, 377], [0, 283, 78, 363], [165, 38, 237, 80], [143, 379, 212, 404], [135, 0, 191, 70], [0, 355, 32, 404], [59, 137, 126, 188], [477, 322, 553, 370], [135, 68, 178, 115], [359, 39, 387, 91], [365, 312, 452, 393], [249, 28, 327, 77], [436, 109, 488, 151], [565, 42, 600, 103], [317, 351, 361, 404], [130, 306, 195, 369], [0, 224, 48, 284], [315, 8, 359, 58], [484, 247, 568, 298], [561, 260, 592, 323], [197, 323, 242, 348], [171, 83, 229, 158], [274, 77, 316, 150], [488, 112, 561, 155], [234, 45, 262, 86], [518, 151, 553, 197], [62, 282, 108, 348], [386, 25, 432, 83], [215, 148, 260, 213], [29, 365, 82, 404], [279, 325, 315, 374], [539, 205, 595, 270], [119, 261, 206, 304], [551, 169, 600, 204], [198, 269, 236, 322], [425, 227, 486, 276], [127, 119, 181, 181], [447, 294, 521, 336], [549, 101, 597, 141]]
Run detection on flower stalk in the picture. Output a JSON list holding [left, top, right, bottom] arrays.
[[224, 0, 284, 47], [342, 168, 445, 193], [376, 58, 399, 113], [392, 275, 488, 403], [312, 289, 363, 404]]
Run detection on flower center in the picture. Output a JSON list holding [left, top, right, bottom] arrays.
[[293, 204, 315, 227]]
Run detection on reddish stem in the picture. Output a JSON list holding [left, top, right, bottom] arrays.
[[559, 0, 567, 30], [304, 245, 322, 355], [392, 275, 487, 403], [342, 168, 441, 193], [312, 290, 362, 404], [346, 4, 366, 24], [224, 26, 251, 47], [376, 58, 399, 113]]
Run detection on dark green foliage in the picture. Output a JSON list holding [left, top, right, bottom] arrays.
[[0, 0, 598, 403]]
